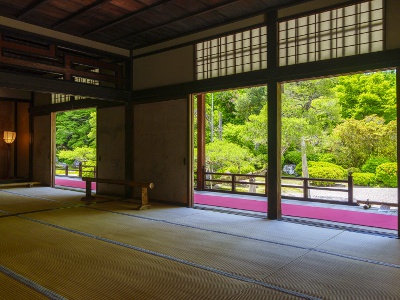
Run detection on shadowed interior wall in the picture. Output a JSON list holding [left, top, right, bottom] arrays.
[[132, 46, 194, 90], [16, 102, 30, 178], [32, 92, 52, 185], [33, 115, 51, 185], [386, 0, 400, 50], [133, 99, 188, 204], [0, 101, 14, 178], [97, 106, 126, 195]]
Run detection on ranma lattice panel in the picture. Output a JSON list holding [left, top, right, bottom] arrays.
[[279, 0, 384, 66], [196, 26, 267, 80]]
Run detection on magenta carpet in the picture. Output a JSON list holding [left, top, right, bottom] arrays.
[[55, 178, 96, 190], [194, 194, 398, 230]]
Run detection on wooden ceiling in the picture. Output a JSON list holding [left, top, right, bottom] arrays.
[[0, 0, 308, 50]]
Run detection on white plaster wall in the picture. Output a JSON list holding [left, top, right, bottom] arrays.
[[97, 106, 126, 195], [132, 46, 194, 90], [133, 99, 189, 204]]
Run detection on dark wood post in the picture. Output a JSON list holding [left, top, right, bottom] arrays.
[[303, 178, 309, 201], [265, 172, 268, 196], [348, 173, 354, 205], [396, 67, 399, 238], [232, 174, 236, 192], [78, 162, 82, 177], [267, 10, 281, 219], [65, 165, 68, 176], [197, 94, 206, 190]]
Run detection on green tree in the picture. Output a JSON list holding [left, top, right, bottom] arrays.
[[329, 115, 393, 168], [57, 146, 96, 165], [56, 108, 96, 151], [206, 140, 255, 174], [282, 78, 342, 176], [335, 71, 396, 122]]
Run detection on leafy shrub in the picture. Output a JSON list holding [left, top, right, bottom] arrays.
[[375, 162, 397, 187], [347, 167, 361, 174], [317, 153, 337, 164], [306, 153, 319, 162], [352, 172, 376, 186], [361, 157, 390, 173], [284, 151, 301, 165], [295, 161, 347, 186]]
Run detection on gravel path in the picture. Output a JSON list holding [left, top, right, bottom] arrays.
[[308, 187, 397, 204]]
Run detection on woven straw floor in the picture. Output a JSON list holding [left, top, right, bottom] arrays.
[[0, 187, 399, 299]]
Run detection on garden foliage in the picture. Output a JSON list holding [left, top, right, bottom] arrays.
[[375, 162, 398, 187]]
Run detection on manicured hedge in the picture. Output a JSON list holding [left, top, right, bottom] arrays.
[[352, 172, 376, 186], [375, 162, 397, 187], [295, 161, 347, 186], [361, 157, 390, 173]]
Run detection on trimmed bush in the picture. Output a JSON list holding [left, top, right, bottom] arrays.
[[375, 162, 397, 187], [347, 167, 361, 174], [295, 161, 347, 186], [352, 172, 376, 186], [284, 151, 302, 165], [361, 157, 390, 173], [317, 153, 337, 164]]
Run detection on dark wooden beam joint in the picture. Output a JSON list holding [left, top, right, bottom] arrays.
[[31, 99, 126, 116], [0, 31, 127, 89]]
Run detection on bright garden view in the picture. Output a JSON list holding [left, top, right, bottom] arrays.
[[195, 70, 397, 206]]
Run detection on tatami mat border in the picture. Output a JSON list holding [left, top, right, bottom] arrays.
[[0, 264, 66, 300]]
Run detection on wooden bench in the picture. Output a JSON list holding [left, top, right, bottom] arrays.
[[81, 177, 154, 210]]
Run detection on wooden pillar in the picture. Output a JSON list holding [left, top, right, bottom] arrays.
[[267, 10, 282, 219], [125, 102, 133, 198], [125, 50, 134, 198], [197, 93, 206, 190], [397, 67, 399, 238], [267, 81, 282, 219]]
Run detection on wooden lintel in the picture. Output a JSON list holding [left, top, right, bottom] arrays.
[[31, 99, 126, 116], [0, 71, 130, 102]]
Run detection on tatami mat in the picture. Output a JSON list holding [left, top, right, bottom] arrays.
[[1, 187, 399, 299], [26, 206, 310, 281], [0, 271, 48, 300], [315, 230, 400, 265], [265, 251, 400, 299], [0, 217, 281, 300], [0, 191, 65, 214]]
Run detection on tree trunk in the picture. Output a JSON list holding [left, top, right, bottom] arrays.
[[301, 137, 310, 198], [301, 137, 309, 178]]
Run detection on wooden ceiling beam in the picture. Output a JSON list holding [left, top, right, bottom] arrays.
[[52, 0, 113, 29], [82, 0, 175, 37], [17, 0, 51, 19], [110, 0, 239, 44]]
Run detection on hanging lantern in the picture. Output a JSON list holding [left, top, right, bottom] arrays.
[[3, 131, 16, 144]]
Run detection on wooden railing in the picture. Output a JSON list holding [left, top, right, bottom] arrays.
[[198, 171, 355, 205], [55, 163, 97, 178], [281, 175, 354, 205], [201, 171, 268, 196]]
